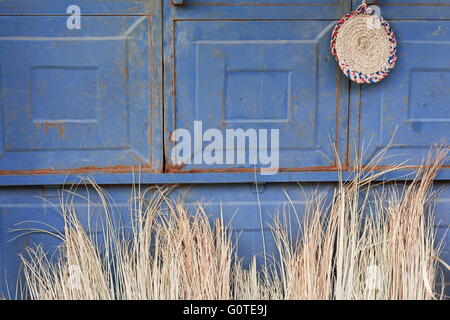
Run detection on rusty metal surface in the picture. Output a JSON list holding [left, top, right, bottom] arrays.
[[1, 0, 449, 181], [163, 1, 349, 174], [351, 20, 450, 168], [0, 165, 159, 176], [0, 2, 163, 177]]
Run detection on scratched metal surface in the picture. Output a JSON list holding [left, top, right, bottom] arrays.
[[349, 20, 450, 168], [0, 0, 447, 181], [0, 1, 163, 176], [163, 0, 449, 175], [163, 1, 350, 174]]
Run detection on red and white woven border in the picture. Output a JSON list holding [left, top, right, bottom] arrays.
[[330, 5, 398, 84]]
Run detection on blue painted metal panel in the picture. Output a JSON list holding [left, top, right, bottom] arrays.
[[0, 0, 446, 182], [1, 169, 449, 187], [164, 0, 347, 20], [350, 20, 450, 167], [0, 4, 163, 175], [163, 1, 350, 173], [352, 0, 450, 19], [0, 0, 155, 15]]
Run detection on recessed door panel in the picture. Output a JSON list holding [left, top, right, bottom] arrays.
[[0, 15, 162, 173], [165, 17, 349, 172], [352, 21, 450, 167]]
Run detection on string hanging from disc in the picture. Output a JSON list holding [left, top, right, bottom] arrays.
[[330, 3, 397, 84]]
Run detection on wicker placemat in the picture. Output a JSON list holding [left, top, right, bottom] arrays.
[[330, 5, 397, 84]]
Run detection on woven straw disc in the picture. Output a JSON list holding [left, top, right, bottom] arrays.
[[335, 15, 392, 76]]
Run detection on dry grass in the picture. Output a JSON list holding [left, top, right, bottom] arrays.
[[267, 149, 448, 300], [17, 149, 449, 300]]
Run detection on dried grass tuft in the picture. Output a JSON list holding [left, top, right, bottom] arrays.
[[17, 149, 449, 300]]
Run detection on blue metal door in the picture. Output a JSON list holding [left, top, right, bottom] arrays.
[[165, 0, 450, 173], [349, 0, 450, 169], [164, 1, 351, 172], [0, 1, 163, 174]]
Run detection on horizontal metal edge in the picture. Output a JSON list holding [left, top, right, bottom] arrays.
[[0, 169, 448, 186]]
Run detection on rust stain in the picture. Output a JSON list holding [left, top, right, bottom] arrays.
[[335, 65, 340, 167], [0, 164, 159, 176], [165, 164, 450, 174], [182, 3, 337, 6], [51, 123, 64, 137], [37, 122, 65, 137], [148, 14, 154, 165], [131, 153, 142, 163], [168, 131, 174, 142], [384, 3, 450, 6], [1, 163, 448, 176], [357, 85, 362, 158], [166, 166, 339, 174], [165, 162, 186, 173]]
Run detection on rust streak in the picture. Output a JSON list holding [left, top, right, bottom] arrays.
[[148, 14, 153, 166], [0, 165, 159, 176], [40, 122, 65, 137], [165, 161, 186, 173], [335, 65, 340, 168], [168, 166, 339, 174], [1, 164, 448, 176], [165, 165, 450, 174], [182, 3, 337, 6], [384, 3, 450, 6], [357, 85, 362, 159]]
